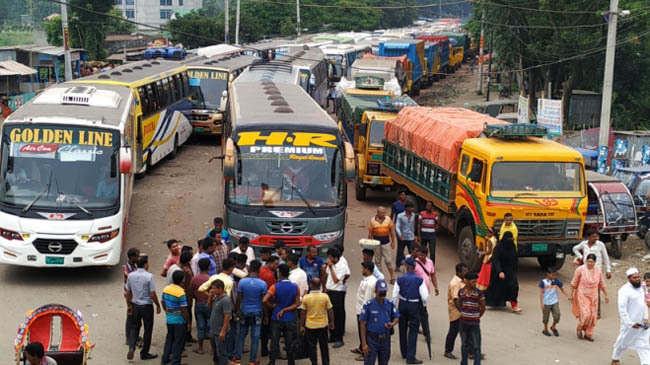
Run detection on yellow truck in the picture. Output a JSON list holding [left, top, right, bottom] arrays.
[[382, 107, 587, 270]]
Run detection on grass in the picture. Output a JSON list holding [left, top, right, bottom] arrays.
[[0, 31, 34, 46]]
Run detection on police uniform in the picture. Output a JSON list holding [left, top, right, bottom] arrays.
[[392, 258, 428, 364], [360, 280, 399, 365]]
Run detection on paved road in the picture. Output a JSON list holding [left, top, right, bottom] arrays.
[[0, 140, 641, 364]]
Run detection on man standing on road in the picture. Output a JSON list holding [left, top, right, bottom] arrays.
[[161, 239, 181, 277], [161, 270, 190, 365], [300, 278, 335, 365], [418, 201, 438, 263], [288, 254, 309, 301], [455, 272, 486, 365], [207, 217, 230, 244], [188, 258, 212, 356], [395, 202, 418, 273], [200, 238, 218, 276], [213, 231, 230, 275], [236, 260, 268, 365], [264, 263, 300, 365], [126, 256, 161, 361], [124, 248, 140, 344], [499, 213, 518, 250], [326, 247, 351, 348], [260, 256, 279, 357], [231, 237, 255, 266], [391, 190, 407, 222], [360, 279, 399, 365], [611, 268, 650, 365], [362, 249, 385, 281], [444, 263, 469, 359], [300, 245, 326, 289], [392, 257, 428, 364], [368, 207, 395, 284], [209, 279, 232, 365], [353, 261, 378, 361]]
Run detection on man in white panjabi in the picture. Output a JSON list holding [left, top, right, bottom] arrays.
[[612, 267, 650, 365]]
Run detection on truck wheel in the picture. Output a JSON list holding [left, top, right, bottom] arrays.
[[458, 226, 481, 271], [645, 232, 650, 250], [410, 83, 421, 96], [609, 237, 622, 259], [537, 255, 566, 271], [355, 179, 367, 201]]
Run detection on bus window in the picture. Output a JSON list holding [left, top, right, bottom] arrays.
[[181, 72, 190, 97], [167, 77, 176, 104], [155, 80, 165, 109], [162, 78, 171, 106], [173, 74, 182, 99], [146, 84, 156, 112], [138, 87, 150, 116]]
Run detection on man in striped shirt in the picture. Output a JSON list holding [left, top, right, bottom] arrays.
[[161, 271, 190, 365], [454, 272, 485, 365]]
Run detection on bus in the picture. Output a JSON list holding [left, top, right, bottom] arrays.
[[185, 54, 258, 136], [320, 44, 372, 82], [222, 69, 355, 258], [0, 60, 191, 267]]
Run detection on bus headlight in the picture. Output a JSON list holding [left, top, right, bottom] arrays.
[[228, 228, 259, 240], [0, 227, 23, 241], [314, 230, 342, 243], [88, 229, 120, 243]]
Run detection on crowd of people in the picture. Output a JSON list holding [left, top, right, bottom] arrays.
[[118, 194, 650, 365]]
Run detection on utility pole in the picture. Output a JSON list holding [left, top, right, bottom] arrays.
[[597, 0, 619, 175], [235, 0, 240, 44], [485, 31, 493, 101], [296, 0, 301, 37], [477, 7, 485, 94], [60, 0, 72, 81], [224, 0, 230, 44]]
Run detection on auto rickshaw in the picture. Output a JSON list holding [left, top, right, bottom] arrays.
[[584, 171, 637, 259], [14, 304, 94, 364]]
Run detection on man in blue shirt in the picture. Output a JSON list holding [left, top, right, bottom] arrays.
[[125, 256, 162, 361], [299, 245, 326, 290], [236, 260, 268, 364], [360, 279, 399, 365], [199, 238, 217, 276], [391, 190, 407, 221], [206, 217, 230, 244], [395, 202, 418, 273], [264, 263, 300, 365]]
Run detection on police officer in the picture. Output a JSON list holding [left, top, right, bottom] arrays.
[[360, 279, 399, 365], [392, 257, 428, 364]]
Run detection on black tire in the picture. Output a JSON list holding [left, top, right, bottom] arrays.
[[410, 83, 421, 96], [609, 237, 622, 259], [172, 51, 181, 59], [434, 73, 440, 82], [537, 255, 566, 271], [355, 178, 367, 201], [169, 134, 178, 159], [457, 226, 481, 272], [638, 223, 647, 240], [645, 232, 650, 250]]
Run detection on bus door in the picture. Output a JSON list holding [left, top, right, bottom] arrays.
[[299, 70, 312, 95]]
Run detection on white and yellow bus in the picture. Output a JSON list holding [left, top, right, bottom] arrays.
[[0, 60, 191, 267]]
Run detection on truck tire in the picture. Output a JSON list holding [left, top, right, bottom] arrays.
[[537, 255, 566, 272], [645, 231, 650, 250], [410, 83, 421, 96], [458, 226, 481, 271], [355, 178, 367, 201]]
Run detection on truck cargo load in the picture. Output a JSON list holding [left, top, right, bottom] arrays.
[[417, 36, 450, 71], [378, 39, 425, 87]]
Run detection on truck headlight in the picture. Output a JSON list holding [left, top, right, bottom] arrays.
[[228, 228, 259, 240], [314, 230, 342, 243]]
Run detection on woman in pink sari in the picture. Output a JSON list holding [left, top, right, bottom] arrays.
[[570, 253, 609, 341]]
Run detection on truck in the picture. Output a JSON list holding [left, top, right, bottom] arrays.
[[378, 39, 425, 96], [382, 107, 587, 271], [337, 87, 417, 200], [416, 36, 450, 76], [448, 39, 464, 72], [439, 32, 472, 61], [423, 42, 441, 86]]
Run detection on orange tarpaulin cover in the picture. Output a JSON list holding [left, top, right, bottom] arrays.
[[384, 107, 508, 173]]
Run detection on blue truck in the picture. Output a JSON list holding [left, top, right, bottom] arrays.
[[378, 39, 425, 96]]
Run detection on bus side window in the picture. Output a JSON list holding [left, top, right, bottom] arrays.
[[138, 87, 149, 116], [182, 72, 190, 96], [155, 80, 165, 109], [173, 74, 182, 99], [162, 78, 172, 106], [146, 84, 156, 113]]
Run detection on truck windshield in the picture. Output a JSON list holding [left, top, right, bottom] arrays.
[[188, 69, 229, 110], [368, 121, 385, 147], [0, 125, 120, 211], [228, 133, 344, 208], [490, 162, 583, 197]]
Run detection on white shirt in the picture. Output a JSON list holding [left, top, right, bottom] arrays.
[[373, 265, 385, 281], [325, 258, 351, 292], [231, 246, 255, 266], [391, 275, 430, 306], [190, 252, 201, 276], [356, 274, 378, 315], [289, 267, 309, 299], [573, 240, 611, 273], [612, 282, 650, 362]]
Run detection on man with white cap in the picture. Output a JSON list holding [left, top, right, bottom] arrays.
[[612, 267, 650, 365]]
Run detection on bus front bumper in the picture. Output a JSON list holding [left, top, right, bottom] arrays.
[[233, 234, 344, 259]]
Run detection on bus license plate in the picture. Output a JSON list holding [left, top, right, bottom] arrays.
[[532, 244, 548, 252], [46, 257, 64, 265], [193, 127, 206, 133]]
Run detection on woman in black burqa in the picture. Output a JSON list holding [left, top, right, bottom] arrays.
[[485, 231, 522, 312]]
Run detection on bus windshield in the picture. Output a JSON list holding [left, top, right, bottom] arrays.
[[327, 55, 344, 78], [188, 69, 229, 110], [0, 125, 120, 211], [490, 161, 583, 198], [228, 132, 344, 208]]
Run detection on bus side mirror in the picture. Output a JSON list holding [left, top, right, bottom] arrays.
[[344, 141, 355, 183], [219, 90, 228, 112], [119, 147, 132, 174], [223, 138, 235, 181]]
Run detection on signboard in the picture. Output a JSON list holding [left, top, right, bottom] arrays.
[[517, 95, 529, 124], [537, 98, 563, 136]]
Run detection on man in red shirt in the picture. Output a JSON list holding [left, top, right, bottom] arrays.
[[418, 201, 439, 264], [259, 256, 279, 357]]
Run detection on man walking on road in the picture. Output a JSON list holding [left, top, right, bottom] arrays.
[[353, 261, 378, 361], [300, 278, 335, 365], [368, 207, 395, 284], [360, 279, 399, 365], [395, 202, 418, 273], [455, 272, 486, 365], [392, 257, 428, 364], [391, 191, 407, 221], [611, 268, 650, 365], [326, 247, 351, 348], [264, 264, 300, 365], [126, 256, 161, 361], [573, 230, 612, 279], [418, 201, 438, 263], [444, 263, 469, 359], [161, 270, 190, 365]]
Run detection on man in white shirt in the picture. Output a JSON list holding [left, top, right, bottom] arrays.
[[612, 267, 650, 365], [353, 261, 378, 360], [325, 247, 350, 348], [573, 230, 612, 279], [231, 237, 255, 266], [288, 254, 308, 300]]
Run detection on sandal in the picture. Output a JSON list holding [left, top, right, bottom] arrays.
[[355, 356, 364, 361], [551, 328, 559, 336], [584, 336, 594, 342], [542, 330, 551, 337], [351, 348, 362, 354], [577, 330, 583, 339]]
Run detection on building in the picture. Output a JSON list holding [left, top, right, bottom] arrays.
[[114, 0, 202, 30], [0, 45, 87, 86]]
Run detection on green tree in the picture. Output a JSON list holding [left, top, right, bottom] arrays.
[[167, 10, 223, 49], [44, 15, 62, 46], [105, 8, 136, 34]]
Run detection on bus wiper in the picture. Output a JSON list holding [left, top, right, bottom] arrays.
[[22, 182, 50, 214], [287, 178, 316, 216], [70, 200, 92, 216]]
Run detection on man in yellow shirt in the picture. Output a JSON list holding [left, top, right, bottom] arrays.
[[300, 278, 335, 365], [499, 213, 518, 250]]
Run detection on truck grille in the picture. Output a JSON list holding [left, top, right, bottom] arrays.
[[32, 239, 78, 255], [494, 219, 582, 238], [265, 221, 307, 235]]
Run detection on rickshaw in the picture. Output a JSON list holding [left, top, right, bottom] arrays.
[[14, 304, 93, 365], [584, 171, 637, 259]]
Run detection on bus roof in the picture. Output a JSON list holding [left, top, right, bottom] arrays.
[[77, 59, 185, 85], [235, 47, 325, 85], [276, 47, 326, 68], [185, 54, 258, 72], [231, 81, 336, 129], [6, 83, 132, 127]]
